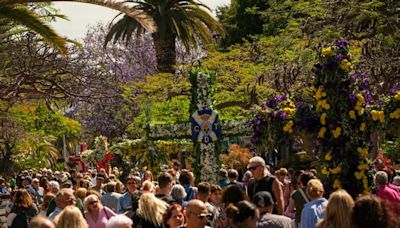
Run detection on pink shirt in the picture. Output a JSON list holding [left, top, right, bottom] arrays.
[[84, 207, 116, 228], [376, 185, 400, 203]]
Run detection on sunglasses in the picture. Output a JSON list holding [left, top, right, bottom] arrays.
[[248, 165, 260, 171], [197, 213, 212, 219], [127, 182, 137, 185], [89, 201, 98, 205]]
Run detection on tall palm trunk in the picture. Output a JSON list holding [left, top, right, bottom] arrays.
[[152, 32, 176, 73]]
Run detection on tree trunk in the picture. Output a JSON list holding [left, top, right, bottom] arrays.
[[152, 32, 176, 73]]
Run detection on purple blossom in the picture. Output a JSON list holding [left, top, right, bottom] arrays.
[[349, 94, 357, 103], [336, 53, 344, 60], [276, 110, 287, 120], [336, 39, 350, 48], [276, 94, 287, 103], [389, 83, 400, 95], [260, 103, 266, 109], [267, 95, 278, 108], [363, 91, 373, 104]]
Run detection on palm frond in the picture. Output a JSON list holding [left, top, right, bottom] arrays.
[[0, 4, 68, 54]]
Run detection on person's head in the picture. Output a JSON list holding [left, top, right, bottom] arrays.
[[247, 156, 267, 180], [226, 201, 259, 228], [171, 184, 187, 202], [227, 169, 239, 182], [306, 179, 324, 200], [277, 168, 288, 182], [185, 199, 210, 228], [252, 191, 274, 215], [106, 214, 133, 228], [141, 180, 154, 193], [352, 194, 396, 228], [178, 169, 192, 185], [158, 172, 173, 191], [298, 171, 315, 188], [143, 171, 153, 182], [49, 181, 60, 194], [53, 205, 88, 228], [218, 169, 228, 181], [84, 194, 102, 212], [173, 161, 181, 171], [137, 193, 169, 227], [75, 188, 87, 201], [125, 175, 140, 193], [393, 176, 400, 186], [96, 173, 105, 186], [22, 176, 32, 187], [163, 204, 185, 228], [13, 188, 34, 208], [61, 180, 73, 189], [28, 216, 55, 228], [104, 182, 116, 193], [55, 188, 75, 209], [222, 184, 247, 206], [197, 182, 211, 202], [32, 178, 40, 189], [319, 189, 354, 228], [375, 171, 389, 186], [210, 184, 222, 205], [39, 193, 55, 211]]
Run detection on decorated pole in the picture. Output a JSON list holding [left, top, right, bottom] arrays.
[[190, 70, 221, 183]]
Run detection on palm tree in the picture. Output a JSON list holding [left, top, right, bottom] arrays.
[[105, 0, 224, 73], [0, 4, 68, 54]]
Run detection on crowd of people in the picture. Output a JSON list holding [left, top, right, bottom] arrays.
[[0, 157, 399, 228]]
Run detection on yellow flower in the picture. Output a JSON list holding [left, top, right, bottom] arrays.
[[357, 108, 365, 116], [333, 179, 342, 189], [356, 94, 365, 103], [349, 110, 356, 120], [358, 163, 368, 170], [389, 109, 400, 119], [331, 166, 342, 174], [321, 47, 334, 56], [315, 86, 324, 100], [283, 107, 296, 116], [283, 121, 294, 133], [332, 127, 342, 139], [359, 123, 366, 132], [339, 59, 351, 71], [318, 127, 327, 138], [379, 112, 385, 123], [320, 113, 327, 125], [324, 152, 332, 161], [317, 99, 330, 111], [354, 171, 363, 180], [357, 147, 368, 158], [321, 167, 330, 175], [394, 92, 400, 101]]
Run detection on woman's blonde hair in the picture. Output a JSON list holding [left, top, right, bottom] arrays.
[[306, 179, 324, 199], [141, 180, 154, 192], [137, 193, 168, 226], [54, 205, 88, 228], [83, 194, 102, 211], [75, 188, 87, 201], [317, 189, 354, 228]]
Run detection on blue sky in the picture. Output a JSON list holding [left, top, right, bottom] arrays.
[[51, 0, 230, 40]]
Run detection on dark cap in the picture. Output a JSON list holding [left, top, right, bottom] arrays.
[[62, 179, 73, 187], [253, 191, 274, 208], [96, 173, 106, 180]]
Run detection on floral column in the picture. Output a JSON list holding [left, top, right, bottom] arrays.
[[190, 70, 221, 184]]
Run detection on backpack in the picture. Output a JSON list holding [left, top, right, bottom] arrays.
[[10, 209, 29, 228]]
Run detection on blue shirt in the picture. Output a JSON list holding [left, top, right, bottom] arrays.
[[117, 191, 139, 214], [300, 198, 327, 228]]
